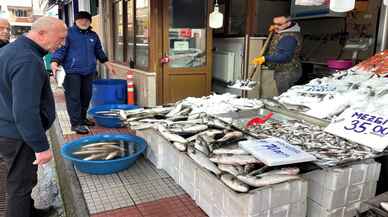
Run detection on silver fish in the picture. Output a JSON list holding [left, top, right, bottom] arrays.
[[256, 167, 300, 177], [218, 164, 244, 176], [169, 124, 208, 134], [105, 151, 120, 160], [217, 131, 244, 143], [82, 141, 119, 149], [83, 153, 109, 161], [157, 126, 188, 144], [221, 174, 249, 193], [237, 174, 300, 187], [166, 103, 184, 117], [173, 142, 187, 152], [187, 147, 221, 176], [213, 147, 248, 155], [209, 154, 261, 165]]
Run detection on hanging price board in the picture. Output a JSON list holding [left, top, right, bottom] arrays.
[[325, 109, 388, 152]]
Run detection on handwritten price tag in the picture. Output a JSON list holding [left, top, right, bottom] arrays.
[[239, 138, 316, 166], [297, 84, 336, 94], [325, 109, 388, 152]]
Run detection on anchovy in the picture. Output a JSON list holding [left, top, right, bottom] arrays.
[[237, 174, 300, 187], [187, 147, 221, 176], [221, 174, 249, 193]]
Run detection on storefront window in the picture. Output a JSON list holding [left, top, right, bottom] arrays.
[[135, 0, 149, 69], [127, 0, 135, 65], [168, 0, 207, 68], [113, 0, 124, 62]]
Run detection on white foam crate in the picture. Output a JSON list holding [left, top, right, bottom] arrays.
[[195, 168, 307, 217], [307, 199, 345, 217], [178, 153, 200, 199], [160, 138, 183, 183], [308, 180, 378, 210], [302, 160, 381, 190], [136, 128, 165, 169]]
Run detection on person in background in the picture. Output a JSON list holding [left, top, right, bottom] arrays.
[[0, 17, 67, 217], [253, 16, 303, 94], [51, 11, 115, 134], [0, 18, 10, 48]]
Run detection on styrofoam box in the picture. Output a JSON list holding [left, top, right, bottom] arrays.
[[178, 153, 200, 199], [307, 199, 345, 217], [195, 168, 307, 217], [302, 160, 381, 190], [308, 180, 378, 210], [136, 128, 165, 169], [160, 138, 183, 183]]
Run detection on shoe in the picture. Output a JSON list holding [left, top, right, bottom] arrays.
[[32, 206, 56, 217], [83, 119, 95, 126], [71, 125, 89, 134]]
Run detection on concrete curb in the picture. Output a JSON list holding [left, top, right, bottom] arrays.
[[48, 119, 90, 217]]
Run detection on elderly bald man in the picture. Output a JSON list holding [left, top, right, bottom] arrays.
[[0, 17, 67, 217], [0, 18, 10, 48]]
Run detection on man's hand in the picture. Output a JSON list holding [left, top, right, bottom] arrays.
[[269, 25, 277, 32], [104, 62, 116, 75], [252, 56, 265, 65], [33, 149, 53, 165], [51, 62, 59, 77]]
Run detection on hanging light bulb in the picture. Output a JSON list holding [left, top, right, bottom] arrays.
[[209, 0, 223, 29], [329, 0, 356, 12]]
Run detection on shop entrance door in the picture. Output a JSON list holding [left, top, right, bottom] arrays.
[[161, 0, 212, 103]]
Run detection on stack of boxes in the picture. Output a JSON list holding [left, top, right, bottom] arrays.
[[138, 128, 308, 217], [303, 160, 381, 217]]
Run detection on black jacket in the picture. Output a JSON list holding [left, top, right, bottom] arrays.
[[0, 36, 56, 152]]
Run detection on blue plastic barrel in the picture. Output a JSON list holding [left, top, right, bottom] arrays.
[[91, 79, 127, 107]]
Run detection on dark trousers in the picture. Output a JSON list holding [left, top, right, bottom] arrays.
[[63, 73, 94, 127], [0, 137, 37, 217]]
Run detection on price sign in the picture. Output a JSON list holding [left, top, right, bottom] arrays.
[[325, 109, 388, 152], [239, 138, 316, 166], [297, 84, 336, 94]]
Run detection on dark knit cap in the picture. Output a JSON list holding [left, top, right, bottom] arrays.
[[75, 11, 92, 22]]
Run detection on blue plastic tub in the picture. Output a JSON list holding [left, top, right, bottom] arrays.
[[60, 134, 147, 174], [88, 104, 138, 128], [91, 79, 127, 107]]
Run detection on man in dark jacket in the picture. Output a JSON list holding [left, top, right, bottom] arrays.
[[253, 16, 303, 94], [0, 18, 10, 48], [51, 11, 115, 134], [0, 17, 67, 217]]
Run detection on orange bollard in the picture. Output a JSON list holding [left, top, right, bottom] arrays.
[[127, 70, 135, 104]]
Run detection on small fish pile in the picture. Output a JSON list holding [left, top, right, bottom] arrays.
[[273, 71, 388, 120], [246, 120, 377, 166], [72, 141, 135, 161]]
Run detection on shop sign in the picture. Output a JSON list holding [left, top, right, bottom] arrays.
[[239, 138, 316, 166], [325, 109, 388, 152], [179, 28, 192, 38]]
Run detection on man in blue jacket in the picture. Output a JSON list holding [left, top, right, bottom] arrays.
[[51, 11, 114, 134], [0, 16, 67, 217], [253, 16, 303, 94]]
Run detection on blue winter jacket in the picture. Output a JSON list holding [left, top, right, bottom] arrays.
[[51, 25, 108, 75]]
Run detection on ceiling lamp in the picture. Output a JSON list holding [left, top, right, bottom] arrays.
[[329, 0, 355, 12], [209, 0, 223, 29]]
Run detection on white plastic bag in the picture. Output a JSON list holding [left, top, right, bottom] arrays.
[[56, 66, 65, 88]]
